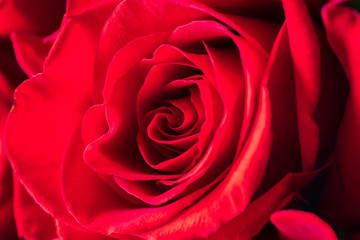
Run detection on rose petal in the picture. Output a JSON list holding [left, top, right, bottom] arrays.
[[13, 177, 57, 240], [11, 31, 57, 77], [282, 0, 322, 172], [61, 127, 224, 236], [270, 210, 338, 240], [256, 23, 303, 194], [318, 2, 360, 227], [93, 0, 210, 101], [5, 0, 116, 226], [56, 220, 122, 240], [140, 85, 271, 240], [84, 33, 175, 181], [208, 170, 321, 239]]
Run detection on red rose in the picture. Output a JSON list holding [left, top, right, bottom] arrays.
[[4, 0, 357, 239]]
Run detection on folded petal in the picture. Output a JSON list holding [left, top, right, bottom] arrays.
[[319, 2, 360, 228], [282, 0, 321, 171]]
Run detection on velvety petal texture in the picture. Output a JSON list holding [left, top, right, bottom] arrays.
[[13, 177, 57, 240], [3, 0, 357, 239]]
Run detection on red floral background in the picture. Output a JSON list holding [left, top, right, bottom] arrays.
[[0, 0, 359, 239]]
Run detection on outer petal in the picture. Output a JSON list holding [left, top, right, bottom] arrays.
[[282, 0, 321, 171], [270, 210, 338, 240], [13, 177, 57, 240], [208, 170, 321, 240], [319, 2, 360, 228], [5, 0, 117, 225], [11, 31, 57, 77]]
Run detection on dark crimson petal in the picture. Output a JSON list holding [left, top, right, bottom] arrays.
[[0, 38, 26, 87], [137, 63, 200, 127], [318, 3, 360, 228], [271, 210, 338, 240], [142, 32, 257, 190], [66, 0, 118, 16], [204, 28, 268, 156], [215, 14, 280, 55], [13, 177, 57, 240], [282, 0, 322, 171], [0, 0, 65, 36], [164, 80, 205, 137], [180, 4, 280, 56], [61, 127, 224, 236], [197, 0, 331, 20], [206, 35, 263, 149], [256, 23, 302, 193], [143, 43, 214, 82], [0, 70, 13, 123], [140, 43, 222, 158], [5, 0, 116, 226], [156, 78, 222, 187], [11, 31, 57, 77], [195, 0, 283, 16]]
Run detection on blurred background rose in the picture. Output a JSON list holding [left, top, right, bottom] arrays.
[[0, 0, 65, 239]]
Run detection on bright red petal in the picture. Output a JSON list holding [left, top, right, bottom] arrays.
[[271, 210, 338, 240], [5, 1, 116, 226], [13, 177, 57, 240]]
